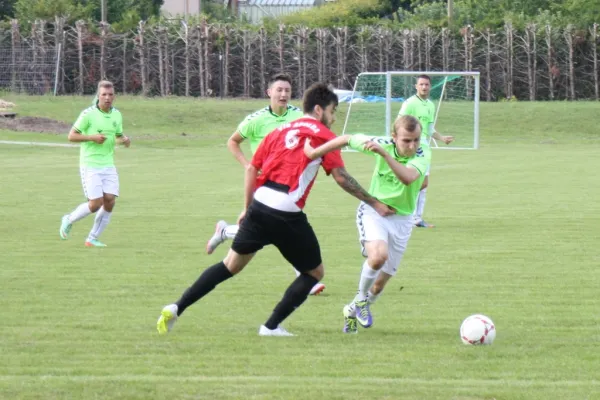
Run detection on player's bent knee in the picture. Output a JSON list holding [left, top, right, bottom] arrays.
[[367, 252, 388, 269], [305, 264, 324, 281], [88, 198, 103, 213], [223, 249, 254, 275], [102, 194, 116, 211]]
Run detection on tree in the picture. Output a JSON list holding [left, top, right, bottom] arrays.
[[15, 0, 92, 22], [0, 0, 17, 19]]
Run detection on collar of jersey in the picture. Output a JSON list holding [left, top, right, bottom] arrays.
[[96, 105, 114, 114], [268, 105, 290, 118], [415, 94, 430, 103]]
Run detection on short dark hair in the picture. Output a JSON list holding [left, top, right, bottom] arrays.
[[268, 73, 293, 87], [302, 82, 338, 114], [416, 74, 431, 82]]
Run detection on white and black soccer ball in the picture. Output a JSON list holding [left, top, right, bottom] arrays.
[[460, 314, 496, 345]]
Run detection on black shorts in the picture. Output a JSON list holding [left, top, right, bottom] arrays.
[[231, 200, 322, 273]]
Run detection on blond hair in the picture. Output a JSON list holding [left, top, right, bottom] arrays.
[[393, 115, 421, 137], [97, 80, 114, 94]]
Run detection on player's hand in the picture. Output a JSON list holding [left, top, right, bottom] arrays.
[[371, 200, 396, 217], [441, 135, 454, 145], [304, 138, 317, 160], [363, 140, 386, 156], [237, 209, 247, 225], [121, 136, 131, 148], [91, 134, 106, 144]]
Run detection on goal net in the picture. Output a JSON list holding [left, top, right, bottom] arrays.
[[340, 71, 480, 150], [0, 45, 60, 95]]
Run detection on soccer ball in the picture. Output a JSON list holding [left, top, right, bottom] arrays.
[[460, 314, 496, 345]]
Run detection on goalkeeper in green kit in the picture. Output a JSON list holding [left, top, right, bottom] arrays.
[[303, 115, 431, 333]]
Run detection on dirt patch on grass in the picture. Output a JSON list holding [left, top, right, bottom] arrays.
[[0, 116, 72, 134]]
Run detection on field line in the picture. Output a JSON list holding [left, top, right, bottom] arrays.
[[1, 375, 599, 387], [0, 140, 78, 148]]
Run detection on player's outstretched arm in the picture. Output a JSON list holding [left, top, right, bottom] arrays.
[[331, 167, 395, 217], [304, 135, 351, 160], [239, 163, 259, 223], [432, 131, 454, 145], [228, 131, 250, 168]]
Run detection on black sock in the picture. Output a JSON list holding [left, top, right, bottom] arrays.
[[176, 261, 233, 316], [264, 274, 319, 330]]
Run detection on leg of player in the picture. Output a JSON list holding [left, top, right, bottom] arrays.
[[85, 193, 115, 247], [60, 167, 103, 241], [156, 248, 255, 335], [414, 175, 434, 228], [206, 221, 241, 254], [295, 267, 326, 296], [344, 202, 389, 333], [85, 167, 119, 247], [260, 263, 324, 337], [206, 220, 326, 296], [346, 213, 412, 333], [349, 240, 387, 330]]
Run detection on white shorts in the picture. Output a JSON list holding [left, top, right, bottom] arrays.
[[80, 166, 119, 200], [356, 202, 414, 276]]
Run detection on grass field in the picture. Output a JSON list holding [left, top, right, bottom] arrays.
[[1, 94, 599, 399]]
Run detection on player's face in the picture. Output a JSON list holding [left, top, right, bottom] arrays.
[[394, 127, 421, 157], [415, 78, 431, 98], [319, 103, 337, 128], [98, 87, 115, 109], [267, 80, 292, 108]]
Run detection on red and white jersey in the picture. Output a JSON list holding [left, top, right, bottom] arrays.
[[251, 117, 345, 211]]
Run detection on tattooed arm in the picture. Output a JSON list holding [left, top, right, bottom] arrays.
[[331, 167, 395, 217]]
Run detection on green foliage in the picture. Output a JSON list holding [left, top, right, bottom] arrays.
[[0, 0, 16, 19], [13, 0, 163, 26], [278, 0, 386, 27], [14, 0, 92, 22]]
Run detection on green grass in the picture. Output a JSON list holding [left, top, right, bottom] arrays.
[[1, 96, 600, 399]]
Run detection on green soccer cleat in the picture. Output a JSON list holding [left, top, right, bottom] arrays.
[[85, 239, 107, 247], [59, 215, 72, 240], [157, 304, 179, 335]]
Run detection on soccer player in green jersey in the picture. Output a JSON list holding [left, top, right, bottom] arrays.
[[58, 80, 131, 247], [204, 74, 326, 295], [398, 74, 454, 228], [304, 115, 432, 333]]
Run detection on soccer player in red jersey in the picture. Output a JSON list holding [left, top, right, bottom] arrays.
[[157, 83, 394, 336]]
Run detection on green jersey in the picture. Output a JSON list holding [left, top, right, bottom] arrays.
[[399, 95, 436, 147], [73, 106, 124, 168], [348, 134, 432, 216], [237, 105, 303, 154]]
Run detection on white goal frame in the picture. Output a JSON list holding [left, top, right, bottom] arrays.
[[341, 71, 481, 150]]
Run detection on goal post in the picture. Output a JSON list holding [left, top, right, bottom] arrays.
[[340, 71, 480, 150]]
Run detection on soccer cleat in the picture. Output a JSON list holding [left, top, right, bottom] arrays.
[[355, 300, 373, 328], [85, 239, 107, 247], [258, 325, 295, 336], [157, 304, 179, 335], [59, 215, 72, 240], [206, 220, 228, 254], [415, 219, 435, 228], [342, 304, 358, 334], [309, 283, 326, 296]]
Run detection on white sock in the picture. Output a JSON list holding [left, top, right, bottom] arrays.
[[368, 290, 382, 304], [224, 225, 238, 240], [353, 260, 379, 303], [87, 207, 112, 241], [68, 202, 92, 223], [416, 188, 427, 219]]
